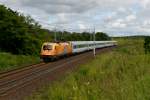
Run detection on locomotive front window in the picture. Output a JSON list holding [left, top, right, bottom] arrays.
[[43, 45, 52, 50]]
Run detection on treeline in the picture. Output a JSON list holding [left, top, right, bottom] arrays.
[[51, 31, 111, 41], [144, 36, 150, 54], [0, 5, 110, 55]]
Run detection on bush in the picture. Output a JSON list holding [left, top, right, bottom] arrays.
[[144, 36, 150, 54], [96, 32, 111, 41]]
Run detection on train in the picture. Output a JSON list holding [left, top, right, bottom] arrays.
[[40, 41, 117, 61]]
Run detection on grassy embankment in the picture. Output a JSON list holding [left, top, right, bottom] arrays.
[[0, 52, 40, 72], [29, 38, 150, 100]]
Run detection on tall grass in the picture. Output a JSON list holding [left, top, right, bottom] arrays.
[[29, 38, 150, 100], [0, 52, 40, 72]]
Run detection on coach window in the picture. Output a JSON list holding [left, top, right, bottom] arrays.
[[73, 45, 77, 49]]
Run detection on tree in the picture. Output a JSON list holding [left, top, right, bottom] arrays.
[[0, 5, 51, 55], [95, 32, 111, 41], [144, 36, 150, 54]]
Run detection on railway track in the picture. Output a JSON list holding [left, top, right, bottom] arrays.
[[0, 62, 45, 78], [0, 46, 116, 100], [0, 55, 87, 96]]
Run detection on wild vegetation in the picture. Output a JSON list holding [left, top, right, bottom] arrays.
[[0, 52, 40, 72], [28, 38, 150, 100]]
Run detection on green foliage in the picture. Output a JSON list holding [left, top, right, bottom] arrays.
[[28, 38, 150, 100], [144, 36, 150, 54], [51, 31, 111, 41], [0, 52, 40, 72], [96, 32, 111, 41], [0, 5, 51, 55]]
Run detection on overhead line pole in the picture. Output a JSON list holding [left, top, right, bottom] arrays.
[[93, 26, 96, 57], [54, 27, 57, 42]]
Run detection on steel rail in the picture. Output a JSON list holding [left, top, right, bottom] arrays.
[[0, 62, 45, 79]]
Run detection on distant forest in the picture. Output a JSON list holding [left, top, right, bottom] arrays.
[[144, 36, 150, 54], [0, 5, 111, 55]]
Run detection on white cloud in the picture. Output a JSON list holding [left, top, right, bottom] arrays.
[[140, 0, 150, 9], [56, 13, 68, 24], [79, 24, 86, 30], [118, 7, 126, 13], [126, 15, 136, 22], [109, 18, 126, 28], [143, 20, 150, 26]]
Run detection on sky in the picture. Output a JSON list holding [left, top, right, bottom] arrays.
[[0, 0, 150, 36]]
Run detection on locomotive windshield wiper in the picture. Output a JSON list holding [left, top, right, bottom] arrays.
[[43, 45, 52, 50]]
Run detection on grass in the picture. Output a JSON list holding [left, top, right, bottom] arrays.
[[0, 52, 40, 72], [28, 38, 150, 100]]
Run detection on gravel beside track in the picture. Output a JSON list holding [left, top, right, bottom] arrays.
[[0, 46, 116, 100]]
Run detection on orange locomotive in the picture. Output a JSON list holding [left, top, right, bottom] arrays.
[[40, 42, 72, 61]]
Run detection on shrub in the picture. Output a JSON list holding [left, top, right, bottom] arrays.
[[144, 36, 150, 54]]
